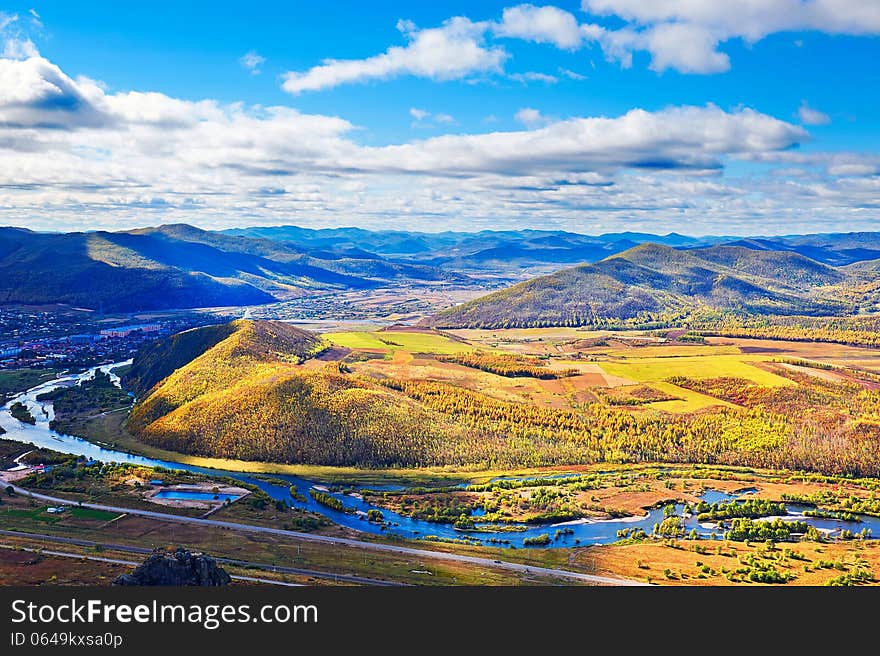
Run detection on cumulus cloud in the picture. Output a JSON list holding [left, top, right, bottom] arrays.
[[495, 4, 583, 49], [240, 50, 265, 75], [278, 2, 880, 94], [282, 17, 507, 93], [371, 105, 806, 176], [514, 107, 550, 127], [581, 1, 880, 38], [580, 0, 880, 73], [3, 49, 872, 236], [798, 101, 831, 125], [2, 37, 38, 60], [0, 55, 111, 128]]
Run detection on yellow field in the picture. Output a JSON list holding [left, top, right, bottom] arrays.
[[322, 331, 389, 350], [447, 327, 598, 342], [598, 354, 794, 387], [642, 382, 735, 413], [324, 327, 880, 420], [325, 330, 474, 354], [582, 539, 880, 586], [601, 345, 741, 358]]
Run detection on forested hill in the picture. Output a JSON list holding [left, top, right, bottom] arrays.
[[122, 320, 474, 467], [0, 224, 462, 312], [122, 320, 321, 397], [424, 243, 860, 329]]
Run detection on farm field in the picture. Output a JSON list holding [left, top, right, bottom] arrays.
[[324, 330, 475, 354], [319, 327, 842, 415], [597, 355, 793, 387]]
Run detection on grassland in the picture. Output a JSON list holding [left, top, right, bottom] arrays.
[[322, 331, 390, 350], [0, 547, 130, 586], [584, 538, 879, 586], [598, 354, 793, 387], [0, 368, 61, 404], [644, 382, 735, 413], [325, 330, 475, 354], [0, 492, 585, 586]]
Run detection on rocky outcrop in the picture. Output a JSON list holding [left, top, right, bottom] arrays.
[[114, 548, 231, 586]]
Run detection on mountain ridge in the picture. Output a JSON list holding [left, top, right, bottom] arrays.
[[424, 242, 856, 328]]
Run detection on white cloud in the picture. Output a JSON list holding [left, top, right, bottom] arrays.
[[409, 107, 456, 127], [3, 37, 39, 60], [559, 68, 587, 80], [376, 105, 806, 176], [0, 12, 17, 32], [279, 2, 880, 92], [581, 1, 880, 38], [644, 23, 730, 73], [580, 0, 880, 73], [240, 50, 266, 75], [28, 8, 41, 28], [495, 4, 583, 49], [282, 17, 506, 94], [3, 50, 870, 236], [514, 107, 550, 127], [509, 71, 559, 84], [798, 101, 830, 126]]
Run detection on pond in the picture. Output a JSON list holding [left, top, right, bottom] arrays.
[[152, 490, 242, 502]]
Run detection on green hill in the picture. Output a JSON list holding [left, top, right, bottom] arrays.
[[123, 320, 473, 467], [425, 243, 852, 328]]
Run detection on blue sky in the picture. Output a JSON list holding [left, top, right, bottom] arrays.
[[0, 1, 878, 235]]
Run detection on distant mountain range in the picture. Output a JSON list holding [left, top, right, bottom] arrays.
[[223, 225, 707, 272], [426, 242, 875, 328], [0, 224, 464, 312], [5, 222, 880, 315]]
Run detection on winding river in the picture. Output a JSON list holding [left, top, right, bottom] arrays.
[[2, 364, 879, 548]]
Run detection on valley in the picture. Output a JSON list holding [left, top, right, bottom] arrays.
[[5, 226, 880, 587]]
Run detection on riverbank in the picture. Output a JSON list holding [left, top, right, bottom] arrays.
[[53, 409, 587, 488], [4, 363, 880, 554]]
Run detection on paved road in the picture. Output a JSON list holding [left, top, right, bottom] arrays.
[[7, 485, 649, 586], [0, 542, 303, 586]]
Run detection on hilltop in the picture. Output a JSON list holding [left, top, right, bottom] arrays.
[[425, 243, 852, 328], [122, 320, 473, 467]]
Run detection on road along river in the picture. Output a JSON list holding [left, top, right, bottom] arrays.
[[2, 363, 879, 549]]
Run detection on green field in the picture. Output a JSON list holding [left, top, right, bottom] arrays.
[[599, 355, 793, 387], [325, 331, 474, 354], [68, 507, 120, 522], [0, 368, 61, 400], [323, 331, 390, 350]]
